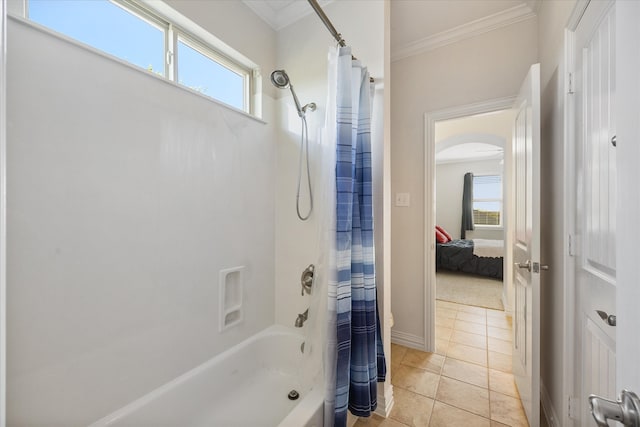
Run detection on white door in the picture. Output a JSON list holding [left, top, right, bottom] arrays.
[[512, 63, 541, 427], [615, 0, 640, 400], [573, 2, 618, 425]]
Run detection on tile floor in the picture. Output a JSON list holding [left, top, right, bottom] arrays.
[[356, 300, 532, 427]]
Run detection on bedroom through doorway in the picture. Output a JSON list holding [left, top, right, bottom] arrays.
[[431, 108, 516, 390], [433, 109, 513, 317]]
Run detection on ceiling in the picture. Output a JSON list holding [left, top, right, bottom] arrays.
[[243, 0, 540, 60], [436, 142, 503, 164], [242, 0, 333, 31]]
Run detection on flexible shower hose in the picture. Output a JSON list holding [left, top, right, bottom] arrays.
[[296, 116, 313, 221]]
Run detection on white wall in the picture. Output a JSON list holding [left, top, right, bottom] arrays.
[[435, 158, 503, 240], [537, 0, 577, 425], [390, 16, 538, 342], [6, 10, 277, 426]]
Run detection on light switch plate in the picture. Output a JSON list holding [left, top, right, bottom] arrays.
[[395, 192, 410, 207]]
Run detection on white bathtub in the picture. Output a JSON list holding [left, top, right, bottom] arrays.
[[89, 325, 324, 427]]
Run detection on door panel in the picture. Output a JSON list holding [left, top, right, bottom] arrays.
[[584, 317, 616, 401], [615, 0, 640, 396], [512, 63, 540, 427]]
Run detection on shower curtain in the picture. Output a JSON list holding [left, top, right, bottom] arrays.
[[325, 46, 386, 427]]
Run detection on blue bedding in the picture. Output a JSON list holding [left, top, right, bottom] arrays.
[[436, 239, 503, 280]]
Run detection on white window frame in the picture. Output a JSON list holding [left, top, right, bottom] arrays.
[[19, 0, 258, 116], [472, 174, 503, 228], [175, 31, 251, 112]]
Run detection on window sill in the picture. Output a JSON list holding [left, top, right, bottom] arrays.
[[473, 225, 504, 230]]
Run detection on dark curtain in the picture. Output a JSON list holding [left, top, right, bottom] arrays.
[[461, 172, 474, 239]]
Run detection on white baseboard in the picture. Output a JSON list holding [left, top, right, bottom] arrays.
[[541, 381, 560, 427], [391, 330, 425, 349], [502, 289, 512, 315], [374, 383, 394, 418]]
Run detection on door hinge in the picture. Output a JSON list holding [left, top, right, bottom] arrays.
[[568, 234, 579, 257], [568, 72, 575, 94], [569, 395, 580, 419]]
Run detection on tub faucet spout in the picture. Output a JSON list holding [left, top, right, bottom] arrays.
[[295, 309, 309, 327]]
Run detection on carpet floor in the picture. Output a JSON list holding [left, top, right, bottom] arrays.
[[436, 271, 504, 310]]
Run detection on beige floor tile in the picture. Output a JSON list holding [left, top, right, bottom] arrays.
[[450, 330, 488, 349], [437, 307, 458, 320], [435, 338, 449, 356], [485, 309, 507, 319], [487, 326, 512, 341], [402, 349, 445, 374], [429, 401, 490, 427], [454, 320, 487, 336], [457, 304, 488, 315], [487, 337, 512, 355], [456, 311, 487, 325], [488, 369, 519, 398], [490, 422, 510, 427], [490, 391, 529, 427], [442, 357, 489, 388], [436, 316, 456, 328], [389, 387, 434, 427], [486, 315, 512, 330], [355, 413, 410, 427], [488, 351, 512, 373], [393, 364, 441, 398], [436, 300, 460, 311], [435, 376, 490, 418], [447, 342, 488, 366], [392, 344, 409, 368], [436, 326, 453, 341]]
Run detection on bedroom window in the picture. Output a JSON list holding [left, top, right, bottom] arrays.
[[473, 175, 502, 226], [26, 0, 253, 114]]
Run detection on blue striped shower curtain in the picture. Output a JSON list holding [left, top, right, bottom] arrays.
[[328, 46, 386, 427]]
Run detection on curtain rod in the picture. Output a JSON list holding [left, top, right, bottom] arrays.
[[307, 0, 346, 47], [306, 0, 375, 83]]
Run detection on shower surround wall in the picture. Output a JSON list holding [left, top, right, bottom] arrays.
[[6, 6, 276, 425]]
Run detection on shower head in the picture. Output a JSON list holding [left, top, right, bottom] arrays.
[[270, 70, 291, 89], [270, 69, 315, 118]]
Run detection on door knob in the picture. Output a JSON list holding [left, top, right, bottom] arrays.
[[596, 310, 617, 326], [515, 260, 531, 272], [590, 390, 640, 427]]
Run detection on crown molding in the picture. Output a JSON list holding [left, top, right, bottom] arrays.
[[392, 3, 536, 62], [524, 0, 542, 14], [242, 0, 334, 32]]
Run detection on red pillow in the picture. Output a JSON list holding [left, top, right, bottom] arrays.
[[435, 229, 448, 243], [436, 225, 453, 242]]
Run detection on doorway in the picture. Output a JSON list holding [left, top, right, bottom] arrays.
[[434, 111, 512, 312], [423, 97, 516, 354]]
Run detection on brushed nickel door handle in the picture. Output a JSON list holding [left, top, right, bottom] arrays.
[[596, 310, 617, 326], [515, 260, 531, 272]]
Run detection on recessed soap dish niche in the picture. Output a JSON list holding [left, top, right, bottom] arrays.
[[219, 266, 244, 332]]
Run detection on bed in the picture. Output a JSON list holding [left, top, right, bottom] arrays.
[[436, 238, 504, 280]]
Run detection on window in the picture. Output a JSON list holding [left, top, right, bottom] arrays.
[[29, 0, 166, 76], [177, 36, 246, 111], [26, 0, 252, 113], [473, 175, 502, 226]]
